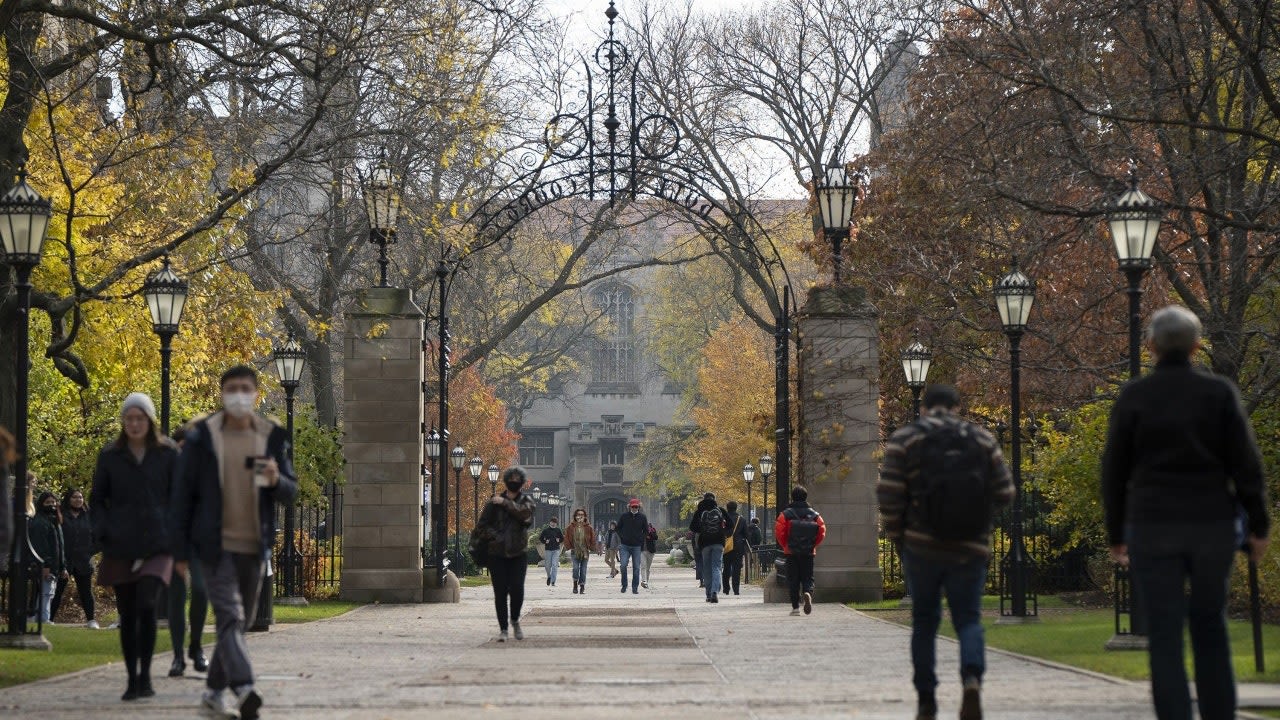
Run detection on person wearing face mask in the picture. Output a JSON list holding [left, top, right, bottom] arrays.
[[614, 499, 648, 594], [538, 516, 564, 588], [562, 508, 596, 594], [52, 487, 98, 628], [92, 393, 179, 701], [476, 467, 535, 641], [27, 490, 67, 625], [170, 365, 297, 720]]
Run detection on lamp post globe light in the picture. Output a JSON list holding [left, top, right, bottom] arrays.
[[758, 452, 773, 542], [468, 455, 483, 533], [1, 166, 51, 646], [813, 163, 859, 285], [272, 334, 307, 605], [488, 463, 500, 497], [142, 256, 188, 436], [993, 263, 1037, 621], [1103, 172, 1162, 648], [742, 462, 756, 581], [901, 339, 932, 420], [424, 428, 442, 573], [361, 149, 401, 288], [450, 445, 466, 574]]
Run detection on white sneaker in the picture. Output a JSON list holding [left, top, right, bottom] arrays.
[[86, 620, 100, 629], [201, 689, 239, 718], [790, 608, 801, 616], [497, 629, 508, 643]]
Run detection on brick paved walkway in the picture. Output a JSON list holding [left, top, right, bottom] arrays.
[[0, 556, 1225, 718]]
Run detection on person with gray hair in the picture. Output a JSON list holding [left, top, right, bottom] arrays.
[[1102, 304, 1269, 720]]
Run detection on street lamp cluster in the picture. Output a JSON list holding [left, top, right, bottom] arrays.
[[809, 162, 1164, 625]]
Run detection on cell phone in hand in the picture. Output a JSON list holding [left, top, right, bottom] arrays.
[[245, 455, 270, 487]]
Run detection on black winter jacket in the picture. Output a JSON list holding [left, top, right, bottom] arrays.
[[723, 511, 749, 557], [478, 493, 536, 559], [61, 508, 95, 574], [91, 441, 179, 561], [615, 511, 649, 546], [1102, 357, 1271, 545], [690, 498, 726, 546], [26, 511, 65, 574], [171, 412, 298, 564]]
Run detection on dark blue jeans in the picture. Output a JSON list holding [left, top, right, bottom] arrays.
[[1128, 523, 1237, 720], [901, 546, 987, 696]]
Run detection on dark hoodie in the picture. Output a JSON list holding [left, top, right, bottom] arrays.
[[689, 497, 725, 546]]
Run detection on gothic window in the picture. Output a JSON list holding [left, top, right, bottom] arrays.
[[518, 430, 554, 466], [600, 438, 625, 466], [592, 284, 636, 383]]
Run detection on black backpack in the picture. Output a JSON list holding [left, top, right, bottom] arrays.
[[699, 507, 725, 539], [784, 508, 821, 554], [908, 419, 993, 541]]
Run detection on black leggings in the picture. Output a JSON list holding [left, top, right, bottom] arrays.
[[115, 577, 163, 682], [52, 568, 95, 621], [488, 556, 527, 631], [169, 559, 209, 658]]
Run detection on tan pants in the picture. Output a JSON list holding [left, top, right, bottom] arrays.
[[605, 548, 619, 575]]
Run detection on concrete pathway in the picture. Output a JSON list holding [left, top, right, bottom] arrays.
[[0, 556, 1252, 718]]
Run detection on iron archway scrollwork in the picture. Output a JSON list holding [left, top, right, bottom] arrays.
[[467, 1, 763, 264]]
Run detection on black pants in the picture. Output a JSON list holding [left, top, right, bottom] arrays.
[[169, 557, 209, 659], [115, 576, 163, 682], [722, 551, 743, 594], [52, 567, 95, 621], [786, 553, 815, 609], [488, 555, 527, 631]]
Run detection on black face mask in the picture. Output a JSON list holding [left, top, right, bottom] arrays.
[[41, 505, 57, 515], [504, 480, 523, 493]]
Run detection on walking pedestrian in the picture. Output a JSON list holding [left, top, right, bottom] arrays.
[[691, 492, 726, 603], [91, 393, 179, 702], [539, 516, 564, 588], [746, 516, 764, 578], [776, 486, 827, 618], [615, 499, 648, 594], [641, 521, 657, 589], [722, 500, 748, 596], [1102, 306, 1270, 720], [166, 423, 209, 678], [877, 384, 1013, 720], [476, 467, 535, 641], [27, 490, 66, 624], [170, 366, 298, 719], [563, 508, 596, 594], [52, 488, 97, 628], [604, 520, 620, 578]]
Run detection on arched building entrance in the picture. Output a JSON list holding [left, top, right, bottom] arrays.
[[591, 493, 627, 527]]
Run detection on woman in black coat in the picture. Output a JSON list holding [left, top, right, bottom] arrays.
[[27, 490, 66, 624], [91, 393, 179, 701], [475, 467, 535, 642], [52, 487, 97, 627]]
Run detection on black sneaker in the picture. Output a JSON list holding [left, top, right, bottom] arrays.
[[233, 686, 262, 720], [916, 694, 938, 720], [137, 678, 155, 698], [546, 577, 551, 586], [190, 648, 209, 673], [168, 656, 185, 677], [121, 679, 139, 702], [710, 593, 719, 604], [959, 678, 982, 720]]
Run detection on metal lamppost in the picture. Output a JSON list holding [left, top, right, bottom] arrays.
[[743, 461, 755, 581], [758, 452, 773, 542], [1103, 172, 1162, 647], [142, 256, 188, 436], [361, 150, 401, 288], [488, 463, 500, 497], [450, 444, 465, 574], [272, 334, 307, 605], [468, 455, 483, 532], [813, 163, 859, 285], [1, 167, 51, 645], [993, 263, 1037, 620], [424, 428, 443, 578], [901, 339, 932, 420]]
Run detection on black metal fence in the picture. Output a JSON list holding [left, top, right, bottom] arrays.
[[272, 482, 344, 599], [879, 486, 1095, 601]]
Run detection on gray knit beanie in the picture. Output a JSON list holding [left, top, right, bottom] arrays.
[[120, 392, 158, 424]]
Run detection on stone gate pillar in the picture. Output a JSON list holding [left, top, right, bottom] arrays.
[[339, 287, 426, 603], [796, 286, 882, 602]]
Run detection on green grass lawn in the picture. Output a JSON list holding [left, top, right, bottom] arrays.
[[851, 596, 1280, 684], [459, 574, 490, 588], [0, 599, 359, 688]]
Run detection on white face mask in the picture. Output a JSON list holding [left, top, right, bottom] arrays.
[[222, 391, 257, 418]]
